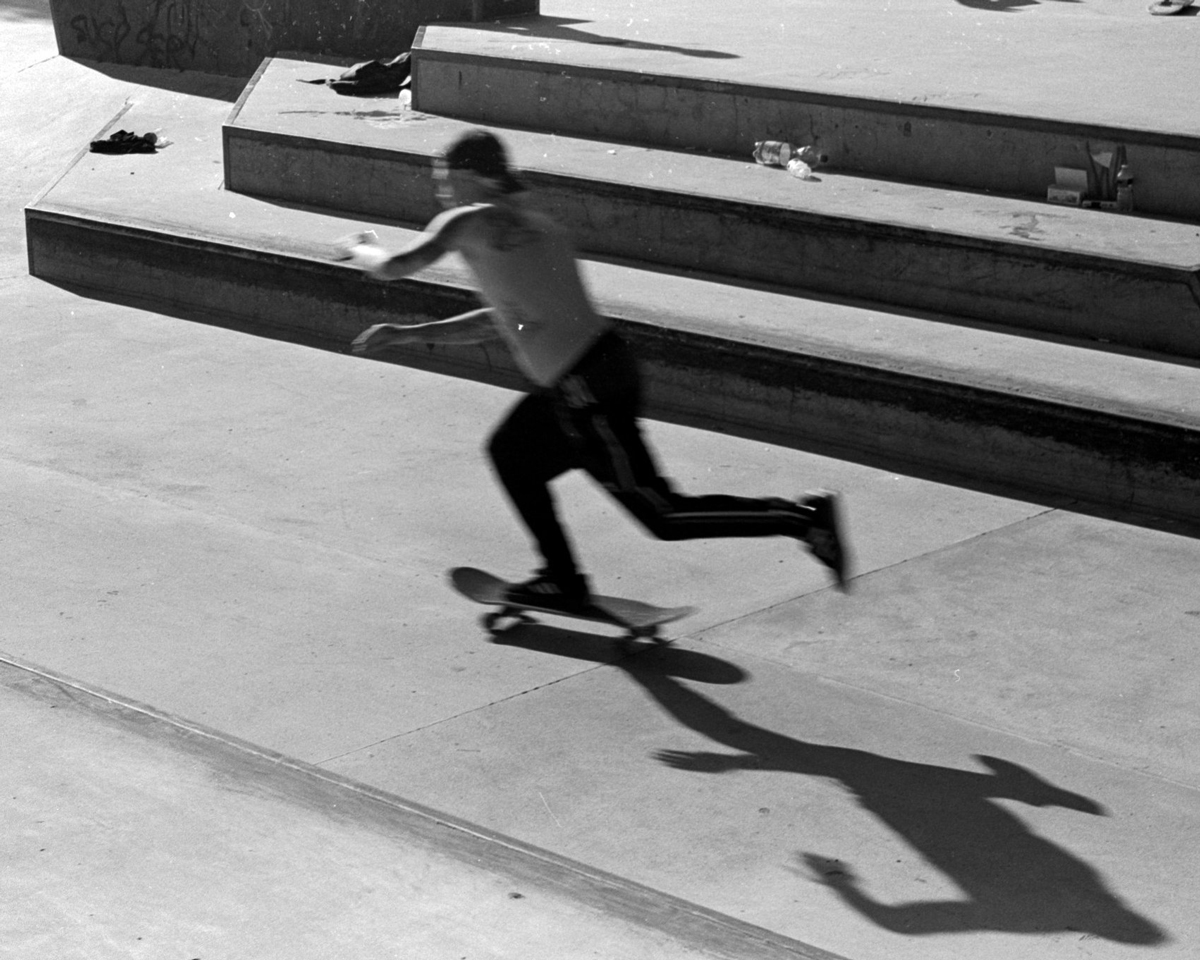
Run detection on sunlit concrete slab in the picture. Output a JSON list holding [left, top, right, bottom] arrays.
[[2, 655, 836, 960], [323, 634, 1198, 959]]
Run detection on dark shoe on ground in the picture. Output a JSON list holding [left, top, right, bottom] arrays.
[[505, 570, 593, 612], [800, 491, 850, 592], [89, 130, 158, 154]]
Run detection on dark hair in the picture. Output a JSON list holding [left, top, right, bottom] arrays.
[[443, 129, 524, 194]]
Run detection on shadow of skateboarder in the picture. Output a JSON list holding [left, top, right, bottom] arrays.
[[617, 654, 1166, 945]]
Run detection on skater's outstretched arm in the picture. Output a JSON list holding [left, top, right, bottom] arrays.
[[336, 206, 475, 280], [340, 206, 502, 356], [351, 308, 499, 355]]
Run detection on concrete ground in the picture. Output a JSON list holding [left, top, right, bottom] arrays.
[[4, 2, 1200, 959]]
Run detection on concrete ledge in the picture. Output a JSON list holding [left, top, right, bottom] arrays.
[[1, 652, 843, 960], [224, 58, 1200, 359], [25, 202, 1200, 527], [412, 24, 1200, 221]]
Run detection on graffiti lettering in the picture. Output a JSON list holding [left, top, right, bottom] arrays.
[[68, 0, 201, 71], [238, 0, 273, 40], [134, 0, 201, 70], [68, 6, 132, 63]]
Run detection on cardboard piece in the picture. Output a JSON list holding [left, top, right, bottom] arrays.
[[1047, 167, 1088, 206]]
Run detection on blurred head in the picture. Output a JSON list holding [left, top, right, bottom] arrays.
[[434, 129, 523, 207]]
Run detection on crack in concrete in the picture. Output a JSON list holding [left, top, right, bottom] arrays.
[[0, 451, 400, 570], [811, 670, 1200, 795], [8, 53, 60, 78], [311, 517, 1069, 769], [312, 664, 615, 767]]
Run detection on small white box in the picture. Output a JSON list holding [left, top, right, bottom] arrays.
[[1047, 186, 1083, 206]]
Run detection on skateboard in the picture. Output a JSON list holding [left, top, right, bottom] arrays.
[[449, 567, 696, 643]]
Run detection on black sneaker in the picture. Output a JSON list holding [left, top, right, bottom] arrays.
[[799, 491, 850, 592], [506, 570, 592, 612]]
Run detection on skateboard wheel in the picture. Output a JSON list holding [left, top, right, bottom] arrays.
[[483, 609, 534, 634]]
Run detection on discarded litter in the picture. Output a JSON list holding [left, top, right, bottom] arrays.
[[752, 140, 829, 174], [1047, 167, 1088, 206], [300, 52, 411, 97], [89, 130, 159, 154], [786, 158, 814, 180], [1088, 145, 1124, 202], [753, 140, 793, 166], [1115, 161, 1134, 213], [1047, 144, 1133, 212]]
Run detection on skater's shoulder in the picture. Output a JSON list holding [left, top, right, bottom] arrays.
[[425, 201, 490, 237], [426, 200, 536, 247]]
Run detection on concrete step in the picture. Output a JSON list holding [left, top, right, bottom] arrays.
[[25, 92, 1200, 526], [410, 20, 1200, 221], [224, 58, 1200, 360]]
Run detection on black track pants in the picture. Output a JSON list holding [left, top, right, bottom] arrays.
[[487, 333, 809, 578]]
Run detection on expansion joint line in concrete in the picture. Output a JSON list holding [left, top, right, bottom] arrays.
[[0, 451, 398, 570], [806, 671, 1200, 795], [0, 649, 851, 960], [685, 504, 1066, 667], [0, 647, 601, 829], [11, 53, 62, 77], [313, 659, 622, 766]]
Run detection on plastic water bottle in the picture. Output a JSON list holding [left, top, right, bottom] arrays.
[[753, 140, 793, 166], [753, 141, 830, 182], [1115, 163, 1134, 213], [796, 145, 828, 167]]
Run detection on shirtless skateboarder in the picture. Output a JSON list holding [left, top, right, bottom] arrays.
[[341, 129, 850, 610]]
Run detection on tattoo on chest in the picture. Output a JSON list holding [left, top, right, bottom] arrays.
[[489, 212, 541, 252]]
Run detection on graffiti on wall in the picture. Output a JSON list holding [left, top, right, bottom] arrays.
[[238, 0, 272, 41], [67, 0, 204, 70], [67, 5, 132, 63]]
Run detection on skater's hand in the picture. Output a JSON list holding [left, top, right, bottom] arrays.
[[333, 231, 367, 260], [653, 749, 748, 773], [801, 853, 858, 889], [351, 323, 415, 355], [335, 230, 386, 270]]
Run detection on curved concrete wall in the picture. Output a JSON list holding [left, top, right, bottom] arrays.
[[50, 0, 537, 76]]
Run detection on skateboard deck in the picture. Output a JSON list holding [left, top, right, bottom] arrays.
[[449, 567, 696, 642]]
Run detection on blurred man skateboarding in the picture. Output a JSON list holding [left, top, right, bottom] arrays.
[[342, 129, 849, 609]]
